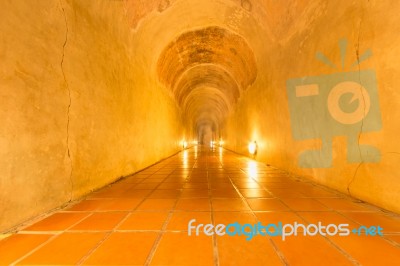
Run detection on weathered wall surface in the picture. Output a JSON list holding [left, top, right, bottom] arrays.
[[224, 0, 400, 213], [1, 0, 399, 232], [0, 0, 183, 232]]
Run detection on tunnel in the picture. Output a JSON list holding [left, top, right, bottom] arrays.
[[1, 0, 400, 265]]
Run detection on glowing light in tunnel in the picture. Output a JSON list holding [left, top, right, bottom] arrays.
[[157, 27, 257, 136], [248, 141, 258, 155], [247, 161, 258, 179], [219, 139, 224, 146], [182, 140, 188, 149], [183, 150, 188, 167]]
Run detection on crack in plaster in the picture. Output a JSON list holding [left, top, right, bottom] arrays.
[[347, 8, 366, 196], [60, 0, 73, 201]]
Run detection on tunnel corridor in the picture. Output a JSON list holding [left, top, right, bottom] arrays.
[[1, 147, 400, 265], [1, 0, 400, 265]]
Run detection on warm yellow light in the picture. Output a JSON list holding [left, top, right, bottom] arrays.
[[248, 141, 257, 155], [247, 161, 258, 179], [219, 139, 224, 146], [182, 140, 188, 149], [183, 150, 188, 167]]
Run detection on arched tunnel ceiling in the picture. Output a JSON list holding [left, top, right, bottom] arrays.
[[157, 26, 257, 131], [174, 64, 240, 107], [183, 88, 231, 125]]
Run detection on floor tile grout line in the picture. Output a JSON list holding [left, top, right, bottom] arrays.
[[232, 156, 299, 265], [328, 208, 400, 248], [10, 211, 93, 265], [281, 169, 391, 212], [235, 160, 298, 214], [237, 170, 282, 198], [9, 234, 60, 266], [76, 210, 133, 265], [209, 150, 220, 266], [299, 213, 361, 265], [75, 170, 171, 266], [76, 165, 180, 266], [2, 201, 83, 235], [241, 155, 400, 259], [235, 163, 301, 212], [268, 239, 289, 266], [142, 202, 175, 266], [230, 181, 291, 263], [384, 237, 400, 248], [143, 152, 195, 266], [323, 237, 361, 265], [215, 149, 290, 264], [5, 146, 400, 265], [222, 154, 289, 266], [76, 231, 113, 265]]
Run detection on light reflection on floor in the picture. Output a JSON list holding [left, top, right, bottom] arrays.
[[0, 146, 400, 265]]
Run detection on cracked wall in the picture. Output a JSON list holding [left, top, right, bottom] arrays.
[[1, 0, 400, 232], [222, 0, 400, 213], [0, 0, 183, 232]]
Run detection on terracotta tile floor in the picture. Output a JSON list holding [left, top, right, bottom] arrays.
[[1, 146, 400, 265]]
